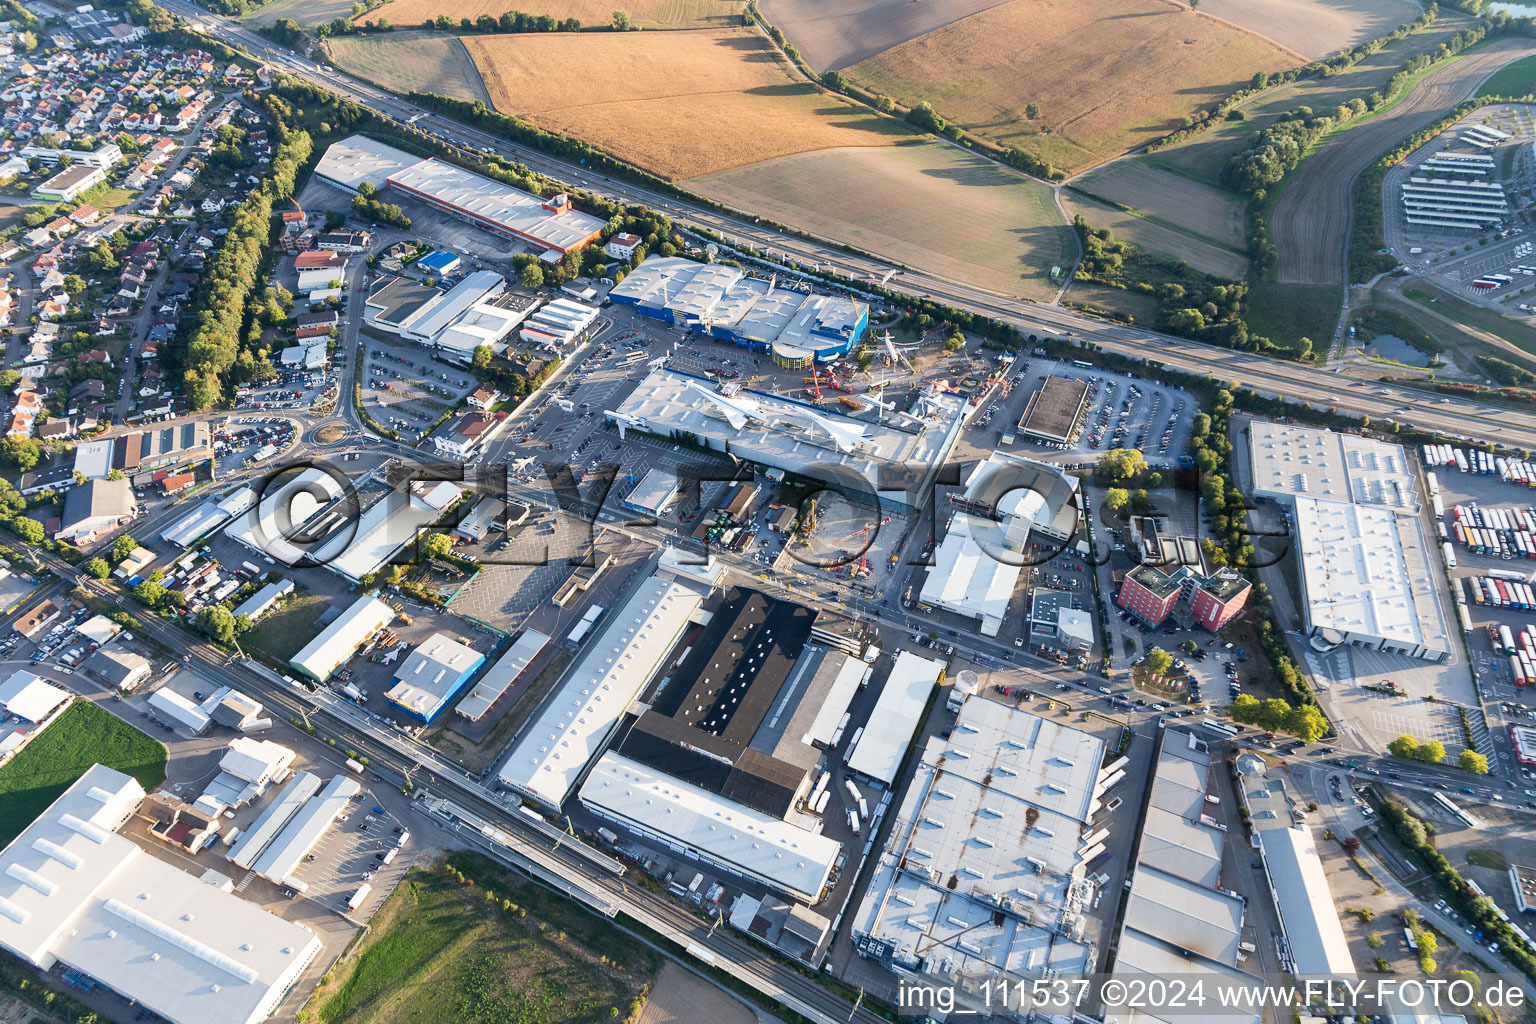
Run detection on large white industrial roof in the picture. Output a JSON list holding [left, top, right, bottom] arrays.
[[160, 501, 232, 548], [852, 699, 1105, 976], [147, 688, 210, 734], [224, 468, 344, 566], [0, 766, 321, 1024], [218, 738, 294, 786], [624, 468, 678, 515], [313, 134, 421, 192], [844, 651, 945, 785], [609, 369, 967, 510], [386, 158, 605, 252], [920, 512, 1020, 637], [1108, 730, 1262, 1024], [457, 629, 550, 721], [406, 271, 504, 340], [800, 653, 868, 749], [289, 596, 394, 682], [311, 486, 458, 583], [1248, 421, 1419, 512], [1291, 496, 1450, 657], [1124, 864, 1243, 963], [251, 775, 360, 883], [1256, 826, 1356, 975], [496, 573, 710, 807], [580, 752, 839, 902], [1108, 929, 1261, 1024], [228, 772, 322, 870], [0, 670, 68, 723]]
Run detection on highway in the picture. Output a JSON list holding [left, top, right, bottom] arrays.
[[162, 0, 1536, 452]]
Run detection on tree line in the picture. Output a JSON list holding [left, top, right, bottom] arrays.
[[179, 88, 316, 408], [1225, 16, 1522, 199]]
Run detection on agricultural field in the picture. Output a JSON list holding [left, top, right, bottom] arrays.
[[691, 141, 1075, 300], [363, 0, 742, 30], [244, 0, 359, 27], [1196, 0, 1420, 61], [463, 29, 907, 179], [1149, 11, 1475, 188], [1477, 51, 1536, 96], [1068, 157, 1248, 275], [755, 0, 1011, 71], [846, 0, 1303, 175], [1274, 38, 1536, 286], [1061, 189, 1247, 279], [311, 853, 659, 1024], [0, 701, 167, 847], [326, 33, 490, 103]]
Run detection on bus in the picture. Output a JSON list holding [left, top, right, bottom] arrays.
[[1403, 927, 1418, 952], [1202, 718, 1239, 737], [622, 350, 647, 365]]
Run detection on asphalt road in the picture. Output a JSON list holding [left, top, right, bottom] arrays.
[[159, 0, 1536, 452]]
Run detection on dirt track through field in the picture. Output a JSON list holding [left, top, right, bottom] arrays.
[[1273, 38, 1536, 286]]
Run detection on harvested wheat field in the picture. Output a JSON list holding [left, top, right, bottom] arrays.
[[1062, 190, 1248, 279], [691, 141, 1075, 300], [1073, 158, 1247, 250], [755, 0, 1012, 71], [365, 0, 741, 30], [464, 29, 907, 178], [849, 0, 1303, 174], [244, 0, 361, 26], [1196, 0, 1419, 61], [326, 34, 490, 103]]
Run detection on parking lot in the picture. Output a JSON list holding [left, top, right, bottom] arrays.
[[951, 357, 1196, 470], [360, 335, 478, 440], [291, 794, 415, 916], [236, 365, 338, 414], [212, 416, 297, 473]]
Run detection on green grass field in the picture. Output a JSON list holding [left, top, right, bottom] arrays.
[[1245, 281, 1343, 351], [1401, 284, 1536, 357], [313, 852, 658, 1024], [1477, 52, 1536, 97], [0, 701, 167, 846], [245, 593, 332, 663]]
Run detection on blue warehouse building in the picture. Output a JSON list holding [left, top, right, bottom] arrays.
[[416, 249, 462, 277], [384, 632, 486, 722], [607, 256, 867, 364]]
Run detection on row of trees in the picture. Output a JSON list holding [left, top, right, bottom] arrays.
[[352, 182, 411, 227], [413, 10, 581, 32], [1151, 4, 1441, 155], [1229, 694, 1328, 742], [180, 77, 339, 409], [1225, 17, 1507, 198], [1380, 797, 1536, 982], [1386, 734, 1488, 773]]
